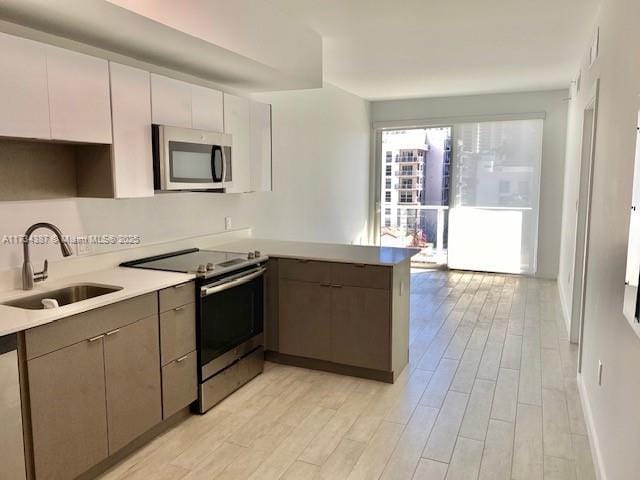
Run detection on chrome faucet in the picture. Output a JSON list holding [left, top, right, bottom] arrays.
[[22, 223, 73, 290]]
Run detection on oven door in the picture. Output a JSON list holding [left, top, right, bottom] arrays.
[[154, 124, 233, 191], [198, 266, 265, 380]]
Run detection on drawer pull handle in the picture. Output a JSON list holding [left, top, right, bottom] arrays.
[[331, 284, 343, 288], [88, 334, 105, 343], [174, 306, 185, 312], [176, 354, 189, 363], [354, 264, 366, 268], [174, 283, 187, 289], [106, 328, 120, 336], [297, 259, 309, 263]]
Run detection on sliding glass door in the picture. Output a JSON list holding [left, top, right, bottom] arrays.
[[378, 127, 452, 267], [447, 119, 543, 274]]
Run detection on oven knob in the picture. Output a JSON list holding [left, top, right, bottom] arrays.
[[248, 252, 255, 259], [254, 250, 261, 258], [206, 262, 215, 271], [197, 264, 207, 274]]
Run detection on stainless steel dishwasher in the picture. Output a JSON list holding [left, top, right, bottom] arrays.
[[0, 333, 27, 480]]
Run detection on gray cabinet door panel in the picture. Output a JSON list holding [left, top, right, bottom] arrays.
[[331, 286, 391, 371], [330, 263, 391, 290], [28, 338, 109, 480], [104, 315, 162, 453], [279, 279, 332, 361], [279, 258, 331, 283], [159, 281, 195, 312], [160, 302, 196, 365], [162, 350, 197, 419], [25, 292, 157, 360]]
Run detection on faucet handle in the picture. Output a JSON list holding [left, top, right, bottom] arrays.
[[34, 259, 48, 283]]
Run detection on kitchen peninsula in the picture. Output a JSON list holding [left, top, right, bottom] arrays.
[[218, 239, 418, 382]]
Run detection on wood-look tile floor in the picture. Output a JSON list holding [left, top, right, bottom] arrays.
[[98, 271, 596, 480]]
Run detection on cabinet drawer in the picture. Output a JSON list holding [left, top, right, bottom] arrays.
[[160, 302, 196, 365], [279, 258, 331, 283], [162, 350, 197, 419], [25, 292, 157, 360], [199, 347, 264, 409], [159, 281, 195, 312], [330, 263, 391, 290]]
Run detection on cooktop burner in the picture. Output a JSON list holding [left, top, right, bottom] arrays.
[[120, 248, 266, 279]]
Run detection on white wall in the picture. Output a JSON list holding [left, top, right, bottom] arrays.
[[371, 90, 569, 279], [556, 0, 640, 478], [0, 84, 371, 272]]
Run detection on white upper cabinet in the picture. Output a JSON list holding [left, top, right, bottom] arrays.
[[151, 74, 223, 132], [191, 85, 223, 132], [150, 74, 192, 128], [250, 101, 272, 192], [46, 45, 112, 143], [223, 94, 251, 194], [0, 32, 50, 139], [110, 63, 154, 198]]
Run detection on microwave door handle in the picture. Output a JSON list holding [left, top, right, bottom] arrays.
[[221, 146, 227, 184], [211, 146, 223, 183]]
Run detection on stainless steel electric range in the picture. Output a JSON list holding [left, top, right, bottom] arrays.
[[122, 248, 267, 413]]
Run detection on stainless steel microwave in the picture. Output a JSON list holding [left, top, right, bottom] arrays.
[[152, 124, 233, 191]]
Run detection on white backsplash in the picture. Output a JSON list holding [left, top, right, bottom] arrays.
[[0, 228, 251, 292]]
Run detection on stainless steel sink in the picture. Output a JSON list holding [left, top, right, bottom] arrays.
[[2, 284, 123, 310]]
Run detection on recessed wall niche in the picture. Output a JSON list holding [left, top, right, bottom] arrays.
[[0, 138, 114, 200]]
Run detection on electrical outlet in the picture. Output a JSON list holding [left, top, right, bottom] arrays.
[[225, 217, 232, 231], [597, 360, 603, 386], [75, 236, 89, 256]]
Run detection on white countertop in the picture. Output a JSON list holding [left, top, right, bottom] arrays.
[[0, 267, 194, 336], [0, 237, 417, 336], [216, 238, 419, 266]]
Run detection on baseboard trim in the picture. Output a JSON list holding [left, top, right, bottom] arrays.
[[577, 373, 607, 480], [557, 279, 573, 341], [265, 351, 394, 383]]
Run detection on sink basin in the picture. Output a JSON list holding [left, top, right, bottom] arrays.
[[2, 284, 123, 310]]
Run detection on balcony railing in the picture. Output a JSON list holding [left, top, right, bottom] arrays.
[[380, 205, 449, 265]]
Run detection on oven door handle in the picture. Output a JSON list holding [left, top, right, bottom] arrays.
[[200, 267, 267, 297]]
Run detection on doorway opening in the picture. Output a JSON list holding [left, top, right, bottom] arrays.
[[379, 127, 452, 268]]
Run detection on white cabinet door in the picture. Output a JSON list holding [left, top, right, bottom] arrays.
[[150, 74, 192, 128], [0, 32, 50, 139], [46, 45, 112, 143], [223, 94, 251, 193], [110, 63, 154, 198], [191, 85, 223, 132], [250, 101, 272, 192]]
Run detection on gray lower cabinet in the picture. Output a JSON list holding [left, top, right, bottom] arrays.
[[330, 286, 391, 370], [28, 336, 109, 480], [279, 279, 332, 361], [162, 350, 197, 419], [104, 315, 162, 453], [25, 293, 165, 480], [277, 260, 394, 374]]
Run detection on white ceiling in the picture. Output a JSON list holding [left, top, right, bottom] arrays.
[[267, 0, 601, 100]]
